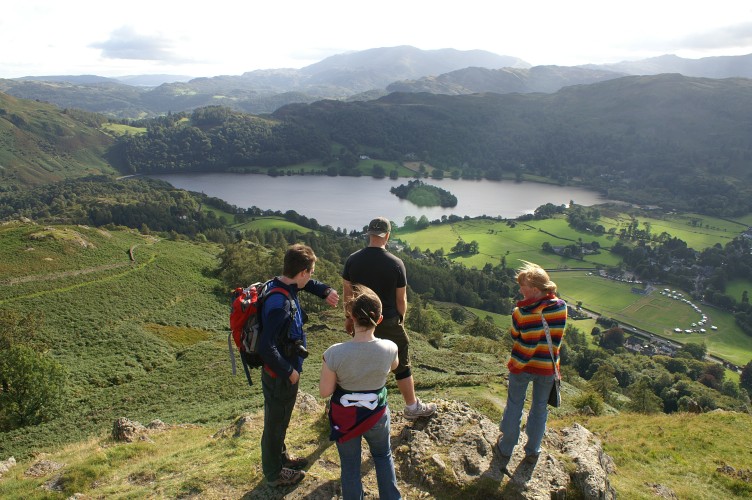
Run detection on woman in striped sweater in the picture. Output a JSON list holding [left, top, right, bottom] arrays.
[[496, 261, 567, 465]]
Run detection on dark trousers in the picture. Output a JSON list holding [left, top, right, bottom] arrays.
[[261, 369, 299, 481]]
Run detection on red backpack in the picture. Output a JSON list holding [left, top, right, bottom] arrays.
[[228, 280, 291, 386]]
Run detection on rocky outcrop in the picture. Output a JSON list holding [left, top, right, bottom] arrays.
[[111, 396, 615, 499], [225, 393, 615, 499], [390, 399, 615, 499], [0, 457, 16, 478], [111, 417, 173, 443], [24, 459, 64, 478]]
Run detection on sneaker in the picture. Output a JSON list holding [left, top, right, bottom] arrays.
[[403, 398, 437, 420], [268, 467, 305, 487], [283, 456, 309, 470]]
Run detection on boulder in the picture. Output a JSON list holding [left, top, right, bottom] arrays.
[[390, 399, 615, 499], [0, 457, 16, 478]]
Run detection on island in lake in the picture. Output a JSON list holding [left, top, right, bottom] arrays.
[[390, 179, 458, 208]]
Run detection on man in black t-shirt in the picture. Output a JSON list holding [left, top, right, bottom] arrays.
[[342, 217, 437, 420]]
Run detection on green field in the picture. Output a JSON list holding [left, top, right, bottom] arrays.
[[397, 214, 752, 366], [102, 123, 146, 136], [551, 271, 752, 366], [595, 208, 746, 249], [232, 216, 313, 233], [725, 279, 752, 304], [397, 213, 748, 273]]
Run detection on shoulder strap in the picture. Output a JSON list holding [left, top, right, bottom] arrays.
[[541, 316, 561, 381]]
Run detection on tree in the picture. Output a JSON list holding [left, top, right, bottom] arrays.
[[462, 316, 505, 341], [599, 327, 625, 351], [371, 163, 386, 178], [741, 360, 752, 397], [450, 307, 467, 324], [627, 377, 663, 414], [589, 363, 619, 400], [679, 342, 707, 361], [0, 345, 67, 431]]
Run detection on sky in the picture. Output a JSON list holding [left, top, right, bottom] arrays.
[[2, 0, 752, 79]]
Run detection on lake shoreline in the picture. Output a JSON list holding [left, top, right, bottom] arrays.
[[149, 172, 614, 232]]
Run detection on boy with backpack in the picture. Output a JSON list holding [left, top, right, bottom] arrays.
[[258, 244, 339, 487]]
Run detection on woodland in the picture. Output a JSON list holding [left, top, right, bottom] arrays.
[[104, 74, 752, 217]]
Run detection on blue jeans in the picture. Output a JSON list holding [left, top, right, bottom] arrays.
[[335, 409, 401, 500], [499, 371, 554, 457]]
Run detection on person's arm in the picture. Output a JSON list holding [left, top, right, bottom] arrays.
[[303, 279, 339, 307], [343, 279, 354, 334], [319, 359, 337, 397], [510, 308, 521, 340], [395, 286, 407, 322]]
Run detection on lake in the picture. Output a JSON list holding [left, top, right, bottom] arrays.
[[150, 173, 611, 232]]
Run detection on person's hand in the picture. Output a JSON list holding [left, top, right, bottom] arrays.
[[289, 369, 300, 384], [344, 317, 354, 337], [326, 289, 339, 308]]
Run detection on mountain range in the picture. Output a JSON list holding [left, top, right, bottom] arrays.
[[1, 46, 750, 118]]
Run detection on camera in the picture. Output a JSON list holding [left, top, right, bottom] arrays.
[[285, 339, 309, 359]]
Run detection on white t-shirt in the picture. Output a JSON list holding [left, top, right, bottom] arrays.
[[323, 338, 398, 391]]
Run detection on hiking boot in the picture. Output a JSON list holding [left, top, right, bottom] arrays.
[[493, 435, 511, 460], [403, 398, 437, 420], [523, 454, 539, 465], [283, 456, 309, 470], [268, 467, 305, 487]]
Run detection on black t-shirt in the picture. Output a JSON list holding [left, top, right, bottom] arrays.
[[342, 247, 407, 319]]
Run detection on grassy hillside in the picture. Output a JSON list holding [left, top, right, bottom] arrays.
[[0, 220, 495, 459], [396, 213, 752, 366], [0, 220, 239, 456], [0, 393, 749, 498], [0, 92, 116, 187], [1, 220, 751, 498], [396, 209, 747, 271]]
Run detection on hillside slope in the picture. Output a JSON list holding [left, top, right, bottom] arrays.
[[0, 393, 750, 498], [0, 92, 115, 186]]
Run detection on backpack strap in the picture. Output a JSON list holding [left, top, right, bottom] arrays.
[[261, 285, 296, 338]]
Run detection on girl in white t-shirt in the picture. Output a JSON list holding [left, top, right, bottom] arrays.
[[320, 285, 401, 500]]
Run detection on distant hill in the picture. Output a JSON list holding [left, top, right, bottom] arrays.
[[115, 74, 752, 215], [1, 46, 527, 117], [5, 70, 752, 217], [3, 48, 752, 119], [114, 74, 193, 87], [387, 65, 626, 94], [584, 53, 752, 78]]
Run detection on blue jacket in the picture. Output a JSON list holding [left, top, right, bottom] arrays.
[[258, 277, 330, 378]]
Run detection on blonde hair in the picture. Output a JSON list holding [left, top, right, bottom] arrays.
[[346, 285, 382, 328], [516, 260, 557, 294]]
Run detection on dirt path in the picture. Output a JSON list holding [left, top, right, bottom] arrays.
[[1, 261, 132, 286]]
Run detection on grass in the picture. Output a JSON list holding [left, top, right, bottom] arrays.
[[557, 411, 752, 499], [2, 388, 749, 498], [1, 219, 750, 499], [226, 158, 413, 177], [725, 279, 752, 304], [397, 213, 747, 272], [102, 123, 146, 136], [552, 271, 752, 366], [232, 216, 313, 233]]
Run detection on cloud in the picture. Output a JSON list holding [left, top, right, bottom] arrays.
[[676, 21, 752, 51], [90, 26, 187, 62]]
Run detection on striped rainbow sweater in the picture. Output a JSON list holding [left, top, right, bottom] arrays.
[[507, 295, 567, 376]]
